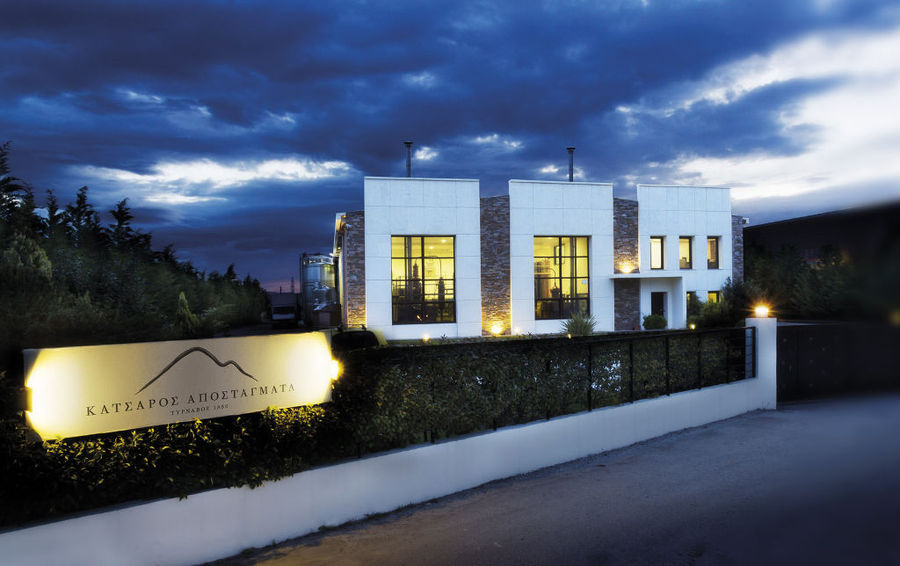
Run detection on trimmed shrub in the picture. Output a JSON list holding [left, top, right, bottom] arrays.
[[643, 314, 667, 329]]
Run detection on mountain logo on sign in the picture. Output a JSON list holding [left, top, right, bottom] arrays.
[[135, 347, 258, 395]]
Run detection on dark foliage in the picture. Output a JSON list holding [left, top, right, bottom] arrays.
[[0, 143, 268, 375]]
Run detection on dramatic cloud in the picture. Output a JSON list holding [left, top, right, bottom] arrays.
[[665, 21, 900, 213], [1, 0, 897, 286], [76, 156, 354, 191]]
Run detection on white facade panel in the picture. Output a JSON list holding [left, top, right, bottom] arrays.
[[636, 185, 734, 329], [456, 276, 481, 304], [389, 180, 424, 207], [456, 181, 481, 207], [508, 181, 533, 209], [365, 206, 390, 236], [532, 183, 565, 210], [457, 298, 482, 324], [422, 181, 457, 208], [509, 180, 614, 334], [456, 207, 481, 235], [509, 206, 533, 235], [564, 208, 592, 229], [389, 323, 458, 341], [509, 234, 533, 258], [362, 178, 481, 339], [364, 179, 391, 206]]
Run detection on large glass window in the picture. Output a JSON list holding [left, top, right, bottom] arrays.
[[707, 237, 720, 269], [534, 236, 589, 320], [679, 237, 693, 269], [391, 236, 455, 324], [650, 236, 665, 270]]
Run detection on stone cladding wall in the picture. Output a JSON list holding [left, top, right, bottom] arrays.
[[614, 198, 641, 330], [614, 279, 641, 331], [614, 198, 639, 273], [341, 210, 366, 327], [732, 215, 745, 283], [480, 195, 511, 335]]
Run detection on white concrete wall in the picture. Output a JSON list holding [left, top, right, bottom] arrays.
[[639, 277, 686, 328], [508, 180, 614, 334], [0, 318, 777, 566], [637, 184, 733, 328], [363, 177, 482, 339]]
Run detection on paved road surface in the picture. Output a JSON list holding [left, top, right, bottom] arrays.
[[212, 395, 900, 565]]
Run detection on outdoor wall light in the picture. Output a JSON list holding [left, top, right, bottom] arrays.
[[618, 262, 635, 274], [753, 304, 770, 318], [490, 323, 504, 335], [689, 323, 697, 330], [422, 334, 431, 343]]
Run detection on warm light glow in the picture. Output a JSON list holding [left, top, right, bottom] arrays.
[[689, 323, 697, 330], [513, 327, 520, 335], [754, 304, 770, 318], [618, 262, 635, 274], [422, 334, 430, 343], [650, 237, 664, 269], [490, 323, 504, 335], [331, 359, 341, 381], [891, 310, 900, 326], [24, 333, 336, 440]]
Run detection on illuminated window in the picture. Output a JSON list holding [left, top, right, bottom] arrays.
[[686, 291, 697, 306], [391, 236, 455, 324], [707, 237, 720, 269], [708, 291, 720, 303], [534, 236, 589, 320], [650, 236, 664, 270], [679, 237, 693, 269]]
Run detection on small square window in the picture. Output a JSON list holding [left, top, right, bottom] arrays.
[[650, 236, 665, 270], [708, 291, 720, 303], [707, 237, 720, 269], [679, 237, 693, 269]]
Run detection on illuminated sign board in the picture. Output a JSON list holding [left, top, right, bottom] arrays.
[[24, 332, 337, 440]]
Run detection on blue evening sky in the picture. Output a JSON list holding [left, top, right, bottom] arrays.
[[2, 0, 898, 288]]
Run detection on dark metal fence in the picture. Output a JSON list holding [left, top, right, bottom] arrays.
[[336, 327, 756, 448]]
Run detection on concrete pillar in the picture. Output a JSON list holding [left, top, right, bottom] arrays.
[[746, 317, 777, 409]]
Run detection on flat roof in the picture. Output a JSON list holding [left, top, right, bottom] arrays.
[[510, 179, 613, 186], [364, 176, 479, 182], [637, 183, 731, 190]]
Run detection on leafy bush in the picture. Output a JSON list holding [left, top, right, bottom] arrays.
[[642, 314, 667, 329], [561, 311, 596, 336], [693, 278, 763, 329]]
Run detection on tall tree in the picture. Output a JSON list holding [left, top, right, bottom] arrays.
[[0, 142, 29, 235], [64, 186, 103, 248]]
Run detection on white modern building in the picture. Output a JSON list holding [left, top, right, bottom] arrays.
[[334, 176, 743, 340]]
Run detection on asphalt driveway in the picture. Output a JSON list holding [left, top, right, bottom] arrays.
[[213, 394, 900, 565]]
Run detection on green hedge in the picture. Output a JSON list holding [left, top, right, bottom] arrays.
[[333, 328, 749, 451], [0, 328, 750, 527]]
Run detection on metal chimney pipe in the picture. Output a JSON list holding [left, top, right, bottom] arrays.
[[404, 141, 413, 177], [567, 146, 575, 182]]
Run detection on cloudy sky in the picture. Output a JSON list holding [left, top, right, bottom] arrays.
[[3, 0, 899, 289]]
